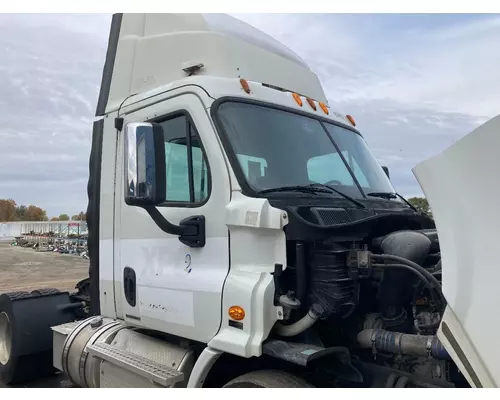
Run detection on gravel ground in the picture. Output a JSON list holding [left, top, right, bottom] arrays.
[[0, 242, 88, 388], [0, 242, 88, 293]]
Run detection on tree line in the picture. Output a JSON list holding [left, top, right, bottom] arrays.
[[1, 196, 432, 223], [406, 196, 432, 218], [0, 199, 86, 222]]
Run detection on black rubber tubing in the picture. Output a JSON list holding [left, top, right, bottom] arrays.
[[371, 253, 446, 306]]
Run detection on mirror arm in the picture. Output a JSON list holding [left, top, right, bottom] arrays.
[[144, 206, 188, 236], [143, 206, 206, 248]]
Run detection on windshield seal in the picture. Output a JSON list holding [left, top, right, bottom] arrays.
[[210, 96, 393, 203]]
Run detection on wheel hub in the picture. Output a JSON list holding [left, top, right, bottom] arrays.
[[0, 311, 12, 366]]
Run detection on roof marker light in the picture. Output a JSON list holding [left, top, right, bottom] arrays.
[[292, 93, 303, 106], [306, 98, 317, 111], [240, 79, 251, 94], [319, 102, 329, 115], [346, 114, 356, 126]]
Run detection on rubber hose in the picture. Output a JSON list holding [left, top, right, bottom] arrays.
[[372, 264, 441, 307], [275, 304, 324, 337], [371, 254, 442, 294], [396, 376, 409, 388], [357, 328, 450, 360], [371, 254, 446, 305], [372, 263, 430, 290]]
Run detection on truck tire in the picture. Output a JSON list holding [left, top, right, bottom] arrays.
[[0, 290, 75, 385], [222, 370, 314, 388]]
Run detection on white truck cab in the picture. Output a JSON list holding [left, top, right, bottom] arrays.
[[94, 13, 361, 358], [0, 13, 495, 388]]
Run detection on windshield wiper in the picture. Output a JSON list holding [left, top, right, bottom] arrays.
[[258, 184, 366, 209], [366, 192, 418, 212], [366, 192, 397, 200], [258, 185, 329, 195], [307, 183, 366, 209]]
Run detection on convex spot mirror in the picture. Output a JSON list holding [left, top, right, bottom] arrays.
[[124, 122, 166, 206]]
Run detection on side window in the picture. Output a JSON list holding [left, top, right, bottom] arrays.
[[158, 115, 209, 204]]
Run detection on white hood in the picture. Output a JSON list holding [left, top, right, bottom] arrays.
[[413, 114, 500, 387]]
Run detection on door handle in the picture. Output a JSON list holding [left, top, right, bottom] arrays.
[[123, 267, 137, 307]]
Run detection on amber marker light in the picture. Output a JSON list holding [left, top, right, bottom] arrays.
[[228, 306, 245, 321], [306, 98, 317, 111], [292, 93, 303, 106], [346, 114, 356, 126], [240, 79, 251, 94], [319, 102, 329, 115]]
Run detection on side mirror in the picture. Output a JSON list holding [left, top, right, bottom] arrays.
[[123, 121, 206, 248], [124, 122, 166, 206], [382, 166, 390, 180]]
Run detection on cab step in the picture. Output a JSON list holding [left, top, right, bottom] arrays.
[[87, 342, 184, 387]]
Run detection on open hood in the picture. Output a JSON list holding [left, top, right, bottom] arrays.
[[413, 114, 500, 387]]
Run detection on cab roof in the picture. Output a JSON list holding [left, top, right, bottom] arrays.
[[96, 13, 328, 117]]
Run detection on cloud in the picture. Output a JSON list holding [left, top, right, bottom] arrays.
[[0, 13, 498, 215], [234, 13, 500, 118], [0, 14, 108, 216], [233, 13, 499, 196]]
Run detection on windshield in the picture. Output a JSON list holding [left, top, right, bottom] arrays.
[[215, 101, 398, 200]]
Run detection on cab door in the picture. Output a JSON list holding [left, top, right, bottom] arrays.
[[113, 92, 231, 343]]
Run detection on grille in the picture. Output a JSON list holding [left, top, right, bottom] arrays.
[[311, 207, 352, 226]]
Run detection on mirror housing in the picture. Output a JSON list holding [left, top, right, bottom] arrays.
[[382, 166, 390, 180], [124, 122, 166, 206], [123, 121, 206, 247]]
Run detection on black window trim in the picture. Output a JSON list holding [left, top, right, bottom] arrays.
[[147, 109, 212, 208], [319, 120, 367, 198], [209, 96, 368, 200]]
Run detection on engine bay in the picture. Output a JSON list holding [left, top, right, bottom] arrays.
[[268, 203, 468, 388]]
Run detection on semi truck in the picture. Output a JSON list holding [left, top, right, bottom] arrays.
[[0, 12, 496, 388]]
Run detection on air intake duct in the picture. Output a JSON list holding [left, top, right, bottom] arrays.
[[375, 230, 432, 331], [308, 246, 356, 318]]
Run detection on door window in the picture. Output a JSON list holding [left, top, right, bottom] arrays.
[[157, 115, 210, 204]]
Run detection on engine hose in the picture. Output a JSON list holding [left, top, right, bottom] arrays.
[[275, 304, 324, 337], [395, 376, 409, 388], [357, 328, 450, 360], [371, 254, 442, 292], [372, 263, 442, 307], [386, 373, 397, 388], [386, 373, 410, 388], [372, 263, 430, 289], [371, 254, 446, 305]]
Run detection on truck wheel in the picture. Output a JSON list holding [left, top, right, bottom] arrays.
[[222, 370, 314, 388]]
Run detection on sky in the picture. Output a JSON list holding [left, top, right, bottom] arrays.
[[0, 13, 498, 217]]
